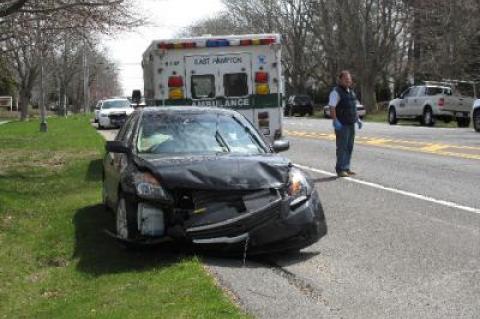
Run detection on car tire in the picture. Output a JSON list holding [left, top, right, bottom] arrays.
[[473, 109, 480, 132], [422, 107, 435, 127], [456, 117, 470, 128], [388, 107, 398, 125], [115, 193, 140, 240], [323, 109, 330, 119]]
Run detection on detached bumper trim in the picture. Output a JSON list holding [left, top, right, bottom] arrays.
[[192, 233, 249, 244]]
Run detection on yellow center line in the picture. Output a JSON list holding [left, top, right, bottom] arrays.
[[285, 129, 480, 161]]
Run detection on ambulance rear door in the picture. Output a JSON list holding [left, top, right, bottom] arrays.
[[185, 52, 254, 123], [217, 53, 254, 123]]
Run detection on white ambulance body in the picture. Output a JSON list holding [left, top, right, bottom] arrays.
[[142, 34, 284, 141]]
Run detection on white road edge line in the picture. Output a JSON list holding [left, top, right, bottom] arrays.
[[295, 164, 480, 215]]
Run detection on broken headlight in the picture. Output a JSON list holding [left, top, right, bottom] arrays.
[[288, 168, 311, 207], [134, 171, 173, 202]]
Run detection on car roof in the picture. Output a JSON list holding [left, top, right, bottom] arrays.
[[138, 106, 241, 116], [103, 98, 129, 102]]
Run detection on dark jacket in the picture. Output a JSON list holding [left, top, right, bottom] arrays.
[[335, 86, 357, 125]]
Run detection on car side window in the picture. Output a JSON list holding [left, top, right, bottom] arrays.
[[122, 113, 138, 145], [115, 113, 136, 142], [408, 87, 418, 97], [417, 87, 426, 96], [400, 88, 410, 99]]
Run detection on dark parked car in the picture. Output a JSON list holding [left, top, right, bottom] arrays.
[[284, 95, 314, 116], [103, 107, 327, 254]]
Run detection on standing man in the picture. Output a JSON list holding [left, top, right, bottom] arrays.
[[328, 70, 363, 177]]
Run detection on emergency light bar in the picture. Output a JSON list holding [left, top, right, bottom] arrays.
[[156, 37, 278, 50]]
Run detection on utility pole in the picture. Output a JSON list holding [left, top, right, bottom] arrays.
[[37, 20, 47, 132], [82, 41, 90, 113], [83, 42, 87, 113]]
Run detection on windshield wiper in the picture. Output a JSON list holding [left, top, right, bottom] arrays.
[[231, 116, 268, 153], [215, 131, 230, 153], [215, 114, 230, 153]]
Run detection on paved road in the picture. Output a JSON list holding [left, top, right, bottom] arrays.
[[207, 118, 480, 319], [95, 120, 480, 318]]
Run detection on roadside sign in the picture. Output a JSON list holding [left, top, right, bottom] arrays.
[[0, 96, 13, 110]]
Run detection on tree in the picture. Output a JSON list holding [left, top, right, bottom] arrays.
[[0, 0, 28, 18], [302, 0, 410, 111], [409, 0, 480, 82], [1, 0, 142, 120]]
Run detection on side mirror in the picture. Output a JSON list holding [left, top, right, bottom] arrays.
[[272, 140, 290, 153], [106, 141, 130, 154], [132, 89, 142, 104]]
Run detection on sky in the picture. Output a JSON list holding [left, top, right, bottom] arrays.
[[102, 0, 224, 96]]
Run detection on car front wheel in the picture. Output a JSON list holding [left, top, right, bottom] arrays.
[[388, 107, 397, 125], [115, 194, 139, 240], [474, 109, 480, 132]]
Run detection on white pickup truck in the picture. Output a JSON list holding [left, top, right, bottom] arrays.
[[388, 81, 475, 127]]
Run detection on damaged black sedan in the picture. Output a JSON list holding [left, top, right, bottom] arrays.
[[102, 107, 327, 253]]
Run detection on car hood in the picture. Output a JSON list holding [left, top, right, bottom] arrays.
[[390, 98, 402, 104], [102, 108, 133, 115], [133, 153, 291, 190]]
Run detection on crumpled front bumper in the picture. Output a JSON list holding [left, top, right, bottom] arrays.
[[186, 191, 327, 253]]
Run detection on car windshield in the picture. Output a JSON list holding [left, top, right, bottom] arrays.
[[294, 96, 311, 103], [102, 100, 130, 109], [137, 112, 268, 155]]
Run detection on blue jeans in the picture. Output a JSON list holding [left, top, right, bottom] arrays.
[[335, 123, 355, 173]]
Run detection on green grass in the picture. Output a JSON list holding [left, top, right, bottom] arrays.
[[0, 116, 248, 319]]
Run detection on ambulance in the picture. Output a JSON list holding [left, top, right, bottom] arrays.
[[141, 33, 284, 141]]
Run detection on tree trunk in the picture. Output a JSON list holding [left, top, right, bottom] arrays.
[[360, 78, 377, 113], [58, 83, 67, 116], [19, 89, 30, 121]]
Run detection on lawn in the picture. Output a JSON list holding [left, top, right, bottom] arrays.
[[0, 116, 247, 318]]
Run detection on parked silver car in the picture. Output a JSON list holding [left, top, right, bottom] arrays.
[[323, 100, 366, 119]]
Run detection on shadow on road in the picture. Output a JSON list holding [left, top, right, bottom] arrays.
[[312, 176, 338, 184]]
